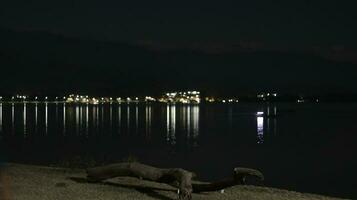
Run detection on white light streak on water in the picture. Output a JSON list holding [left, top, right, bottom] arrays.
[[257, 116, 264, 144]]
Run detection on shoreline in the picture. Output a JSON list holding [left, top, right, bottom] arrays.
[[2, 163, 348, 200]]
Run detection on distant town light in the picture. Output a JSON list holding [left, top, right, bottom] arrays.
[[257, 111, 264, 116], [297, 99, 304, 103]]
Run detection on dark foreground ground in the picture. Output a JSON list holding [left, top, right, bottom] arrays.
[[1, 163, 347, 200]]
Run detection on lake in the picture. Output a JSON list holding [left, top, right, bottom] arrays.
[[0, 102, 356, 198]]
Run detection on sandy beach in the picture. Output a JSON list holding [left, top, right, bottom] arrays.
[[1, 163, 347, 200]]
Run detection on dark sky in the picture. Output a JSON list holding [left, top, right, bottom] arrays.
[[1, 1, 356, 46], [0, 0, 357, 95]]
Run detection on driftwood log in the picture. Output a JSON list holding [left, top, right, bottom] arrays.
[[86, 162, 264, 200]]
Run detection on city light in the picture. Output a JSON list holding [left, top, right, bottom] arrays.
[[162, 91, 201, 104], [257, 111, 264, 116], [0, 92, 326, 104], [205, 97, 215, 103], [145, 96, 156, 102]]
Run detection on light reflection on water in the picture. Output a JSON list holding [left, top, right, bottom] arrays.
[[118, 105, 121, 132], [0, 102, 356, 198], [257, 115, 264, 144], [0, 103, 274, 145], [11, 103, 14, 134], [135, 105, 138, 134], [35, 103, 38, 133], [145, 105, 151, 139], [23, 103, 27, 137], [127, 105, 130, 132], [255, 105, 278, 144], [45, 103, 48, 135], [63, 103, 66, 135], [0, 103, 2, 132], [164, 105, 200, 145]]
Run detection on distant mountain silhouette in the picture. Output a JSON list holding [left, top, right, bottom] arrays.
[[0, 28, 356, 96]]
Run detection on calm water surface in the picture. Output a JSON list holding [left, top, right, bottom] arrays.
[[0, 102, 356, 198]]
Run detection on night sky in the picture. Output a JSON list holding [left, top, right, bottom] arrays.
[[0, 0, 357, 95]]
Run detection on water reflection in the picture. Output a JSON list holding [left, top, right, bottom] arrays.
[[192, 106, 199, 140], [228, 106, 233, 131], [35, 103, 38, 133], [166, 105, 200, 145], [80, 106, 83, 135], [257, 105, 278, 143], [92, 105, 96, 133], [135, 105, 139, 134], [96, 105, 99, 132], [166, 105, 170, 142], [45, 103, 48, 134], [266, 105, 277, 135], [166, 105, 176, 145], [0, 102, 285, 148], [118, 105, 121, 133], [1, 103, 275, 146], [11, 103, 14, 133], [23, 103, 27, 137], [145, 105, 152, 138], [63, 103, 66, 135], [86, 105, 89, 136], [0, 103, 2, 133], [110, 104, 113, 132], [127, 106, 130, 132], [257, 112, 264, 144], [101, 106, 104, 132], [76, 105, 79, 135], [181, 105, 186, 131]]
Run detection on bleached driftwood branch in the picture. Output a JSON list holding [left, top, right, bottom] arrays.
[[86, 162, 263, 200]]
